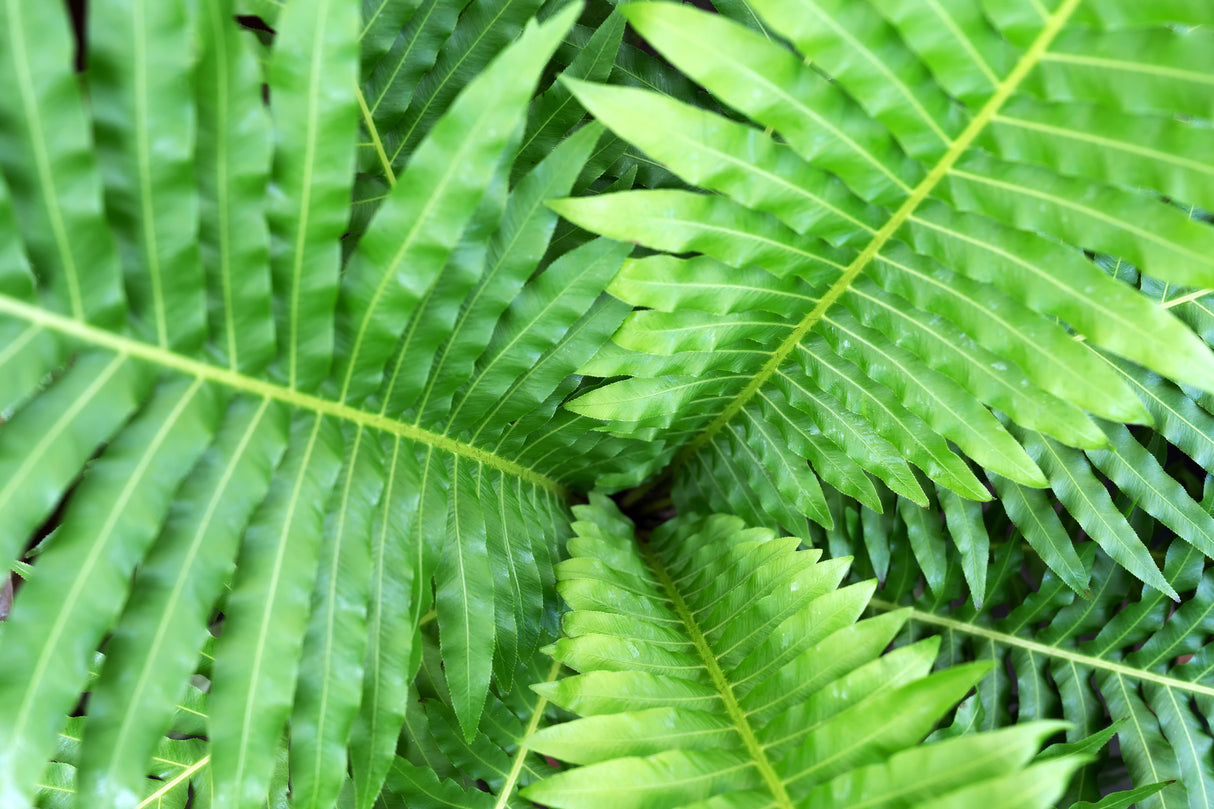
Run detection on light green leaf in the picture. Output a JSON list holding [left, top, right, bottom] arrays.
[[89, 0, 205, 351], [290, 426, 385, 809], [0, 376, 221, 806], [524, 498, 1077, 809], [437, 457, 497, 741], [209, 415, 345, 809], [266, 0, 360, 390], [77, 396, 288, 808], [196, 0, 276, 372]]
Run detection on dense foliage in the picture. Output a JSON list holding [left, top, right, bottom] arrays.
[[0, 0, 1212, 807]]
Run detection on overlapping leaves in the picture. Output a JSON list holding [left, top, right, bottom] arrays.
[[556, 0, 1214, 597], [5, 1, 1213, 809], [32, 656, 223, 809], [874, 518, 1214, 809], [370, 628, 566, 809], [0, 1, 641, 806]]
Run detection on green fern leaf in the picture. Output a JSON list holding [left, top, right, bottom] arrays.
[[875, 535, 1214, 809], [522, 496, 1083, 809], [360, 630, 565, 809], [0, 2, 640, 805], [553, 0, 1214, 590]]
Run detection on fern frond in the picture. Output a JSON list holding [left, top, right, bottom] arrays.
[[783, 351, 1214, 608], [361, 630, 565, 809], [0, 2, 641, 806], [31, 668, 214, 809], [521, 496, 1083, 809], [875, 530, 1214, 809], [512, 11, 624, 182], [554, 1, 1214, 591]]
